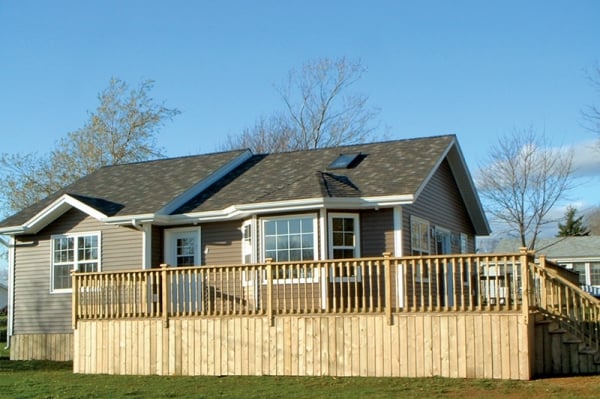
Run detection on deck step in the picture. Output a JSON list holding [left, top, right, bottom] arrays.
[[563, 337, 583, 344], [579, 346, 597, 355], [549, 328, 567, 334]]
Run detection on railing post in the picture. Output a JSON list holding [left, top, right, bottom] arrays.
[[538, 254, 547, 309], [519, 247, 531, 316], [383, 252, 393, 325], [266, 258, 274, 326], [160, 264, 170, 328], [71, 270, 78, 330]]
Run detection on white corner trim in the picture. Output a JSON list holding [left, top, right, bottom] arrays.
[[159, 149, 253, 215]]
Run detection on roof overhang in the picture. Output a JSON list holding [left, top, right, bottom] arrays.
[[105, 194, 415, 226], [0, 194, 108, 235]]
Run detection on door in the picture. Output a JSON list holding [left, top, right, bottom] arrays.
[[164, 228, 201, 312]]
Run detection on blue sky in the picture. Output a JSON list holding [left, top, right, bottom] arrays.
[[1, 0, 599, 233]]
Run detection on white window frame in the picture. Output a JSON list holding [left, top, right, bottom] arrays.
[[50, 231, 101, 294], [261, 214, 318, 284], [328, 213, 361, 283]]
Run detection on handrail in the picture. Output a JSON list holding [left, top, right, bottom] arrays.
[[528, 256, 600, 351]]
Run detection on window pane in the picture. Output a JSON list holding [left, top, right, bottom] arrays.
[[289, 234, 301, 249], [343, 218, 354, 231], [276, 220, 288, 235], [277, 250, 289, 262], [265, 236, 277, 251], [343, 232, 354, 246], [302, 233, 313, 248], [289, 219, 301, 234], [264, 221, 276, 236], [289, 249, 302, 261], [54, 264, 72, 289], [301, 218, 313, 231], [333, 232, 343, 246], [591, 262, 600, 286], [277, 235, 288, 250], [302, 249, 314, 260]]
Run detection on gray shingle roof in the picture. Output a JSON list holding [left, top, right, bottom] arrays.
[[0, 149, 248, 227], [494, 237, 600, 258], [175, 135, 456, 213], [1, 134, 489, 234]]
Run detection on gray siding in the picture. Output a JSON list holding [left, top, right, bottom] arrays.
[[202, 220, 243, 265], [359, 209, 394, 257], [13, 208, 142, 334], [403, 159, 476, 254]]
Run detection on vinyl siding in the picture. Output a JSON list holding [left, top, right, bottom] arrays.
[[359, 209, 395, 257], [13, 208, 142, 334], [403, 159, 476, 254], [202, 221, 243, 265]]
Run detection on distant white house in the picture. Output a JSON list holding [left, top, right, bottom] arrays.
[[0, 282, 7, 310], [494, 236, 600, 297]]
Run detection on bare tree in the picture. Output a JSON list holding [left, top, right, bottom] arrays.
[[582, 64, 600, 135], [225, 57, 379, 152], [586, 207, 600, 235], [0, 78, 180, 215], [477, 128, 574, 250]]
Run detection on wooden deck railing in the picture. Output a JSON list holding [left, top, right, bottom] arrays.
[[72, 251, 546, 328], [528, 255, 600, 351]]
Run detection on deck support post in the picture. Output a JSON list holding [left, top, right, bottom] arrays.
[[71, 270, 78, 330], [266, 258, 274, 326], [161, 264, 170, 328], [383, 252, 393, 325]]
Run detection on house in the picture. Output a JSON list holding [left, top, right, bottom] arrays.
[[1, 134, 598, 379], [494, 237, 600, 297]]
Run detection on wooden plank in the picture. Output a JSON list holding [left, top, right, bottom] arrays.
[[343, 316, 352, 376], [464, 315, 475, 378], [456, 315, 467, 378], [336, 316, 344, 376], [313, 317, 322, 376], [328, 316, 336, 375], [415, 314, 425, 377], [423, 314, 433, 377], [269, 317, 278, 375], [359, 316, 368, 376], [491, 315, 502, 379], [448, 315, 458, 378], [440, 315, 449, 377], [298, 317, 306, 376], [398, 315, 408, 377], [406, 316, 416, 377], [306, 317, 314, 376]]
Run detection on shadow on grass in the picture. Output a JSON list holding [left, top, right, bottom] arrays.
[[0, 358, 72, 372]]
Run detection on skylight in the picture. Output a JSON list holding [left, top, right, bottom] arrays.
[[328, 153, 362, 169]]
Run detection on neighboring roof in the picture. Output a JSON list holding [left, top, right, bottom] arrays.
[[0, 134, 490, 235], [493, 237, 600, 259]]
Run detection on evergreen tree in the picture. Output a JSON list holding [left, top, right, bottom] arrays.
[[557, 206, 590, 237]]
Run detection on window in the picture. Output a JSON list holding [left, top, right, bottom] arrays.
[[460, 233, 468, 254], [410, 217, 430, 256], [51, 232, 100, 292], [263, 216, 316, 262], [590, 262, 600, 286], [328, 213, 361, 282], [572, 262, 588, 286], [328, 213, 360, 259], [262, 215, 317, 283], [242, 220, 254, 264]]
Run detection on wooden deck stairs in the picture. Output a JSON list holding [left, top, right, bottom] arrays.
[[534, 314, 600, 376]]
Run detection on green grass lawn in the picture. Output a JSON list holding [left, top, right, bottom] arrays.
[[0, 360, 600, 399]]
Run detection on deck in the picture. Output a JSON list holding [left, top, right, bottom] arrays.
[[66, 250, 600, 379]]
